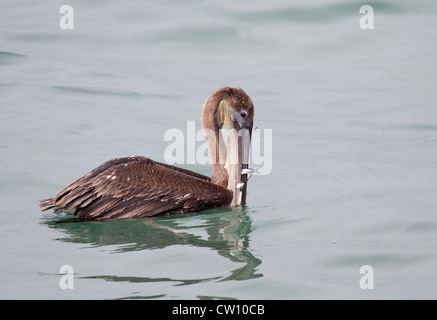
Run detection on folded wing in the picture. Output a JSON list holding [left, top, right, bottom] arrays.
[[40, 156, 232, 221]]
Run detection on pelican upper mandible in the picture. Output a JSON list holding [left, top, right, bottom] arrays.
[[39, 87, 255, 221]]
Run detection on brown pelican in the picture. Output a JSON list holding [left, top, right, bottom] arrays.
[[39, 87, 254, 221]]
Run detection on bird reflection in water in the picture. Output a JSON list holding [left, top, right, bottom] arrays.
[[43, 207, 262, 285]]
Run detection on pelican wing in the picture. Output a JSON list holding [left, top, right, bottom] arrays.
[[40, 156, 232, 221]]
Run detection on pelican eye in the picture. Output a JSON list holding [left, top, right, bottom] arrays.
[[240, 110, 248, 118]]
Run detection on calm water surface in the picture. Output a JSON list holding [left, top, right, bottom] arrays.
[[1, 0, 437, 299]]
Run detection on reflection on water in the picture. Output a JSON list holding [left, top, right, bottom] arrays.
[[43, 207, 262, 285]]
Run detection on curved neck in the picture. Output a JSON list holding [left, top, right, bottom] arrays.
[[202, 95, 228, 188]]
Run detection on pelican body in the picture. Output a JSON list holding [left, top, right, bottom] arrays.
[[40, 87, 254, 221]]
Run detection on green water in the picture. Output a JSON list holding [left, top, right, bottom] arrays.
[[1, 0, 437, 299]]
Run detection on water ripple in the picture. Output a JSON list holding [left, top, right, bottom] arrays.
[[0, 51, 28, 66], [324, 252, 432, 268], [50, 85, 180, 100], [229, 1, 403, 25]]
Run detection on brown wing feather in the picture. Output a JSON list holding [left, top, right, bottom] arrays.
[[39, 156, 232, 221]]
